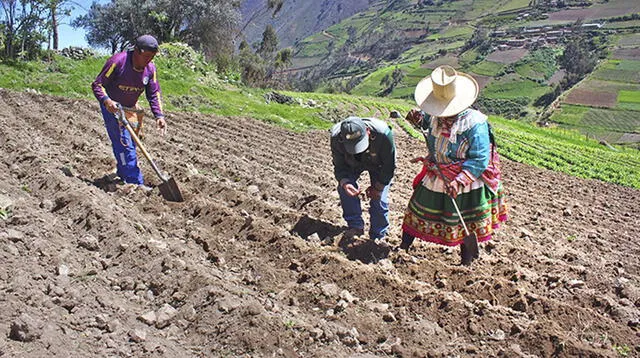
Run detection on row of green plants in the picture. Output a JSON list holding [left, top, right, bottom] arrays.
[[491, 118, 640, 188]]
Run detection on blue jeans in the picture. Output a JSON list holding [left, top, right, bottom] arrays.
[[337, 171, 390, 239], [100, 104, 144, 184]]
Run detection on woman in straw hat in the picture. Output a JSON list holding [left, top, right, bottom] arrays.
[[400, 65, 507, 265]]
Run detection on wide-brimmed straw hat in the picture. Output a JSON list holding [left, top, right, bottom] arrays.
[[414, 65, 479, 117]]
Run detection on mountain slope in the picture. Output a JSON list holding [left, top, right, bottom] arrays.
[[240, 0, 372, 49], [1, 89, 639, 357]]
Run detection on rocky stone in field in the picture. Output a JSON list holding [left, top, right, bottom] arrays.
[[378, 337, 402, 354], [139, 311, 157, 326], [156, 304, 178, 328], [4, 228, 25, 242], [9, 313, 44, 342], [0, 194, 13, 210], [216, 296, 241, 313], [367, 302, 389, 313], [128, 329, 147, 343], [242, 300, 265, 316], [382, 312, 397, 322], [340, 290, 357, 303], [321, 283, 340, 298], [78, 235, 99, 251]]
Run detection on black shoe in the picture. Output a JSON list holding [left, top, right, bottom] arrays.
[[399, 233, 415, 251], [343, 227, 364, 239]]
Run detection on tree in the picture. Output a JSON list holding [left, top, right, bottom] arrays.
[[274, 47, 292, 70], [0, 0, 48, 59], [46, 0, 73, 50], [72, 1, 141, 53], [560, 36, 597, 77], [238, 42, 265, 86], [73, 0, 240, 58], [257, 24, 277, 57], [180, 0, 240, 59]]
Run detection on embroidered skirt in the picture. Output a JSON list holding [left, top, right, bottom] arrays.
[[402, 174, 508, 246]]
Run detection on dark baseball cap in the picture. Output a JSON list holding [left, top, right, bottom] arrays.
[[340, 117, 369, 154], [135, 35, 159, 52]]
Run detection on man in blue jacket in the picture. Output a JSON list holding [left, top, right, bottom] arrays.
[[330, 117, 396, 240]]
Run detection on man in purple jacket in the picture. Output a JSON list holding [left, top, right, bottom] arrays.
[[92, 34, 167, 186]]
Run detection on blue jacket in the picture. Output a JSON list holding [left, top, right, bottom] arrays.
[[420, 109, 490, 179]]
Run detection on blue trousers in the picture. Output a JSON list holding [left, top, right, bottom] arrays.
[[337, 171, 391, 239], [100, 104, 143, 184]]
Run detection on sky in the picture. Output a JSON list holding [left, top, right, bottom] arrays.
[[55, 0, 106, 49]]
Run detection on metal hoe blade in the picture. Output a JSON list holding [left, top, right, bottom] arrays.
[[158, 177, 184, 202], [115, 104, 184, 203], [460, 232, 479, 266]]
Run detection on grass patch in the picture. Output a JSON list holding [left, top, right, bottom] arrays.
[[439, 25, 474, 39], [483, 75, 548, 100], [514, 48, 560, 81], [617, 90, 640, 111], [549, 104, 590, 126], [470, 61, 506, 77], [592, 60, 640, 83]]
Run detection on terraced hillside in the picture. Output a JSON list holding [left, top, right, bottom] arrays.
[[1, 90, 639, 357]]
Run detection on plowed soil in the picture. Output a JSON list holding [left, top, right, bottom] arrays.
[[1, 90, 639, 357]]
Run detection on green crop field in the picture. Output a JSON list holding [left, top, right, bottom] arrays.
[[498, 0, 530, 12], [551, 104, 640, 135], [438, 25, 475, 39], [616, 59, 640, 71], [592, 60, 640, 83], [549, 104, 591, 126], [405, 66, 432, 81], [617, 90, 640, 111], [482, 75, 548, 100], [401, 40, 466, 62], [462, 0, 503, 19], [580, 108, 640, 133], [606, 20, 640, 30], [469, 61, 506, 77], [490, 117, 640, 188], [617, 33, 640, 46], [514, 48, 560, 81], [458, 49, 480, 67]]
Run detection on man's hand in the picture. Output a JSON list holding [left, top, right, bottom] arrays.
[[156, 117, 167, 136], [104, 98, 118, 114], [365, 186, 382, 200], [342, 183, 360, 197]]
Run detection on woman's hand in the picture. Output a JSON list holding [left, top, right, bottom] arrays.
[[445, 179, 461, 198], [405, 108, 424, 127], [410, 156, 427, 164]]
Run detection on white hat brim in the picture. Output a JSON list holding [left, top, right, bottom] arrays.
[[414, 72, 479, 117]]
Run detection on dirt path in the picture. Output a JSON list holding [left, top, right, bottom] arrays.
[[0, 90, 639, 357]]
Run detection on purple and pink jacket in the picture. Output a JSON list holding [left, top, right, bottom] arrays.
[[92, 51, 164, 118]]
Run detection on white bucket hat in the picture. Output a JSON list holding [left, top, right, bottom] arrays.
[[414, 65, 479, 117]]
